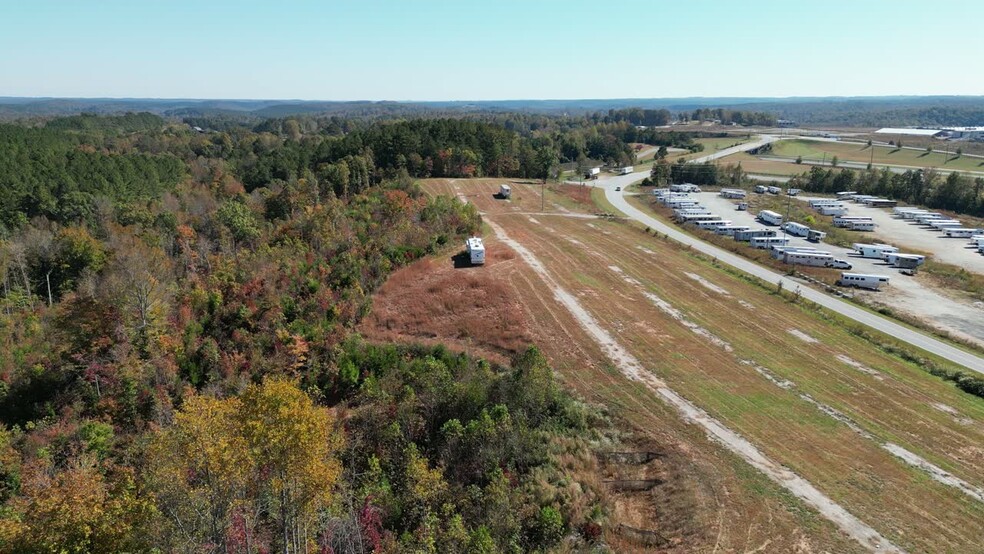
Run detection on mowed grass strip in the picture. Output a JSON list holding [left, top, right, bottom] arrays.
[[496, 212, 984, 552], [770, 139, 984, 173]]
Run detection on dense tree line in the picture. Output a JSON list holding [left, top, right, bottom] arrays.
[[790, 166, 984, 217], [686, 108, 777, 126], [0, 114, 614, 552], [599, 107, 672, 126]]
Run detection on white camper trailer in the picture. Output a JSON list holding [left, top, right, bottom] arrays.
[[944, 228, 983, 238], [670, 183, 701, 193], [466, 237, 486, 265], [750, 236, 790, 249], [734, 228, 777, 242], [836, 191, 858, 200], [837, 273, 890, 291], [719, 188, 747, 199], [754, 185, 767, 194], [833, 215, 872, 228], [783, 250, 834, 267], [716, 225, 750, 237], [781, 222, 811, 237], [757, 210, 783, 226], [847, 220, 876, 231], [615, 166, 634, 175], [807, 229, 827, 242], [853, 243, 898, 259], [882, 252, 926, 267], [928, 220, 962, 230], [817, 205, 847, 216], [694, 219, 732, 230], [499, 184, 511, 199]]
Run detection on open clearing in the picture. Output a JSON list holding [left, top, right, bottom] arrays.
[[406, 178, 984, 553], [770, 139, 984, 174]]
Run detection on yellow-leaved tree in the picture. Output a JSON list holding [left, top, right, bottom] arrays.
[[146, 379, 342, 554]]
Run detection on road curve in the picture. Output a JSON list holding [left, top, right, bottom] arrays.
[[596, 176, 984, 373], [690, 134, 778, 163]]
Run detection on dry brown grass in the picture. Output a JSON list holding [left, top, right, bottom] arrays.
[[359, 241, 534, 363]]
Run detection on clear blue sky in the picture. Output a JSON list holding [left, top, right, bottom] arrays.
[[2, 0, 982, 100]]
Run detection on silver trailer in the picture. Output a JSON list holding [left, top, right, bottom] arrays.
[[781, 222, 811, 237], [837, 273, 890, 290], [757, 210, 783, 226], [750, 236, 790, 249], [734, 228, 778, 242], [853, 243, 898, 258], [807, 229, 827, 242], [783, 250, 835, 267]]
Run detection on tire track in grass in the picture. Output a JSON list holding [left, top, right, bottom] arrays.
[[486, 217, 903, 554], [748, 361, 984, 504]]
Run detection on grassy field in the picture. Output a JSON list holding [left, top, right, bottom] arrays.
[[412, 178, 984, 553], [770, 139, 984, 173], [695, 135, 753, 152], [716, 151, 814, 176]]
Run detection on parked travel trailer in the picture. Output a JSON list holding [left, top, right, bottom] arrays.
[[678, 213, 721, 223], [466, 237, 486, 265], [863, 198, 898, 208], [767, 186, 782, 195], [914, 213, 945, 224], [853, 243, 898, 259], [847, 220, 876, 231], [787, 188, 802, 196], [837, 273, 890, 290], [664, 198, 698, 208], [781, 222, 811, 237], [833, 215, 872, 228], [499, 184, 511, 198], [734, 229, 778, 242], [928, 220, 962, 230], [818, 205, 848, 216], [670, 183, 701, 193], [584, 167, 601, 179], [852, 195, 876, 204], [719, 188, 747, 199], [882, 253, 926, 267], [769, 245, 818, 260], [971, 235, 984, 247], [893, 207, 921, 216], [715, 225, 750, 237], [783, 250, 834, 267], [757, 210, 783, 226], [836, 191, 858, 200], [807, 229, 827, 242], [694, 219, 732, 230], [736, 202, 748, 211], [944, 228, 983, 238], [750, 236, 790, 249], [754, 185, 767, 194], [899, 210, 929, 219], [809, 199, 842, 207], [894, 256, 923, 270]]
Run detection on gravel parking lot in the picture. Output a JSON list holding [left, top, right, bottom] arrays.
[[691, 192, 984, 346]]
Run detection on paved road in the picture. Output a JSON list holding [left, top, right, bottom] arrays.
[[593, 172, 984, 373], [691, 134, 779, 163]]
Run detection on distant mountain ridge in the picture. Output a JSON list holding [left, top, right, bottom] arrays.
[[3, 95, 984, 126]]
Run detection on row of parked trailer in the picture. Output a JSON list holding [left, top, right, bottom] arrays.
[[806, 198, 877, 231], [892, 207, 984, 252]]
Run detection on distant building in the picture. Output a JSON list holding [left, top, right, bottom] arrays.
[[777, 119, 797, 128], [941, 127, 984, 141], [874, 127, 944, 137]]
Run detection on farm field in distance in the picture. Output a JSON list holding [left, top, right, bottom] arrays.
[[399, 178, 984, 553], [769, 138, 984, 173]]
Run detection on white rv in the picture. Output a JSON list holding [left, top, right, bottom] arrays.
[[734, 228, 777, 242], [853, 243, 898, 259], [781, 222, 811, 237], [882, 252, 926, 267], [694, 219, 732, 230], [836, 191, 858, 200], [943, 228, 983, 238], [615, 166, 634, 175], [754, 185, 768, 194], [758, 210, 783, 226], [767, 186, 782, 195], [817, 205, 847, 216], [466, 237, 486, 265], [837, 273, 890, 291], [928, 219, 962, 230], [807, 229, 827, 242], [716, 225, 750, 237], [783, 250, 835, 267], [847, 220, 876, 231], [499, 184, 511, 198], [832, 215, 872, 228], [720, 188, 747, 199], [750, 236, 790, 249]]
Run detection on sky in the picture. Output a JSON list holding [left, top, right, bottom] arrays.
[[2, 0, 983, 101]]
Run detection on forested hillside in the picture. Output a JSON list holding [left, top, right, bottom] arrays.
[[0, 115, 616, 552]]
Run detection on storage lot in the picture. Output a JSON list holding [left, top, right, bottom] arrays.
[[803, 198, 984, 274], [689, 192, 984, 346]]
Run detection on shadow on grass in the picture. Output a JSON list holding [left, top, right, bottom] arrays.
[[451, 251, 478, 269]]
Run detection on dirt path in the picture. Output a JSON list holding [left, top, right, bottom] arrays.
[[486, 218, 904, 554]]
